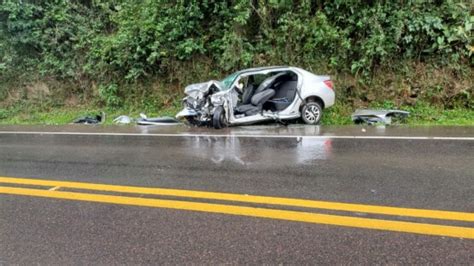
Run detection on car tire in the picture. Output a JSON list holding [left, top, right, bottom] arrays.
[[212, 106, 227, 129], [301, 102, 323, 125]]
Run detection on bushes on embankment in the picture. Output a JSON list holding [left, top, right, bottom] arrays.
[[0, 1, 472, 117]]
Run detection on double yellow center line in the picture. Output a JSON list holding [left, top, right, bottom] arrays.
[[0, 176, 473, 239]]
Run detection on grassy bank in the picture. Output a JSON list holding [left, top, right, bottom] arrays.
[[0, 102, 181, 126], [1, 63, 472, 127], [1, 100, 472, 126]]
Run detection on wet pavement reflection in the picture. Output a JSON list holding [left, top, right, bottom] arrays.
[[1, 123, 473, 137], [184, 136, 332, 165]]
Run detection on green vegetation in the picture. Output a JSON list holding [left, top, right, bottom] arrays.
[[0, 1, 472, 125], [1, 100, 472, 126], [0, 105, 181, 125]]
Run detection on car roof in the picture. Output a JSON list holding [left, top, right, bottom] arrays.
[[233, 66, 293, 75]]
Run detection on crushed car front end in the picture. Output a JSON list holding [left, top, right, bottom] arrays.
[[176, 80, 225, 126]]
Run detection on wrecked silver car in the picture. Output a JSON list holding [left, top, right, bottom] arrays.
[[176, 66, 335, 129]]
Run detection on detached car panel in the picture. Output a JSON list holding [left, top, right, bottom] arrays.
[[176, 66, 335, 128]]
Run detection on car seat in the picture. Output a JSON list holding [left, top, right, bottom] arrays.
[[241, 84, 255, 105], [267, 80, 297, 111], [234, 73, 287, 116]]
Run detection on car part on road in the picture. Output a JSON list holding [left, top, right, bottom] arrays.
[[111, 113, 182, 126], [72, 112, 105, 124], [352, 109, 410, 125], [176, 66, 335, 128], [137, 114, 181, 126], [113, 115, 133, 124]]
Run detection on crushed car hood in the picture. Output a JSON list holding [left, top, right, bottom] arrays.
[[184, 80, 223, 98]]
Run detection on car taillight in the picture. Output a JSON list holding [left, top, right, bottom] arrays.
[[323, 80, 334, 90]]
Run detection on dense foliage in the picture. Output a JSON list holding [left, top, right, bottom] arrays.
[[0, 0, 472, 108]]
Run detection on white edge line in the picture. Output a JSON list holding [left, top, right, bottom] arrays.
[[0, 131, 473, 140]]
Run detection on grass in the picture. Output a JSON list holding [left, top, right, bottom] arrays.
[[0, 100, 472, 126], [368, 101, 474, 126], [403, 105, 474, 126], [0, 101, 182, 125]]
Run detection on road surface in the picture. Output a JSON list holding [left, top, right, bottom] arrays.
[[0, 125, 473, 264]]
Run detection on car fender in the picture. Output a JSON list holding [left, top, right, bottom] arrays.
[[299, 82, 335, 108], [176, 108, 198, 119], [295, 68, 335, 108]]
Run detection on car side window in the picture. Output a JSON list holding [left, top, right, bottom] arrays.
[[252, 74, 270, 88]]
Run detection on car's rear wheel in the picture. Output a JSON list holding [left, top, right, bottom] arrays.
[[301, 102, 322, 125], [212, 106, 227, 129]]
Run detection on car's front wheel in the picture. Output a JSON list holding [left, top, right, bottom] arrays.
[[212, 106, 227, 129], [301, 102, 323, 125]]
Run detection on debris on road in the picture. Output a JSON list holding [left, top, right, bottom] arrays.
[[72, 112, 181, 126], [352, 109, 410, 125], [72, 112, 105, 124], [137, 113, 181, 125], [113, 115, 133, 125], [111, 113, 181, 125]]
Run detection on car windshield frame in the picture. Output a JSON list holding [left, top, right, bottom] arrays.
[[220, 71, 241, 91]]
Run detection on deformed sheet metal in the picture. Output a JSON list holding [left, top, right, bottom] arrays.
[[113, 115, 133, 124], [352, 109, 410, 125], [137, 116, 182, 126]]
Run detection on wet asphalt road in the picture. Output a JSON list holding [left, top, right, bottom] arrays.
[[0, 125, 473, 264]]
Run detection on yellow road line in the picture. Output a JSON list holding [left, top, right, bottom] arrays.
[[0, 176, 472, 222], [0, 186, 472, 239]]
